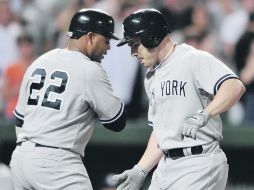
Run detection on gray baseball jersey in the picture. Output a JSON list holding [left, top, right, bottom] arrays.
[[13, 48, 125, 157], [145, 43, 238, 150]]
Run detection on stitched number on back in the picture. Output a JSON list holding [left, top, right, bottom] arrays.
[[28, 68, 46, 105], [41, 71, 68, 110], [27, 68, 68, 110]]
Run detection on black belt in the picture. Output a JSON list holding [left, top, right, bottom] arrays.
[[17, 142, 59, 149], [163, 145, 203, 160]]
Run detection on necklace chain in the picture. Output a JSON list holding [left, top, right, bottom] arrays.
[[151, 43, 176, 72]]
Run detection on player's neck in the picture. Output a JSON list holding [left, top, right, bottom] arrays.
[[66, 39, 88, 56], [147, 39, 176, 79], [155, 38, 176, 68]]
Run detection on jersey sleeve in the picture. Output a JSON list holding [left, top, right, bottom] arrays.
[[13, 69, 30, 128], [84, 62, 126, 131], [192, 51, 239, 95]]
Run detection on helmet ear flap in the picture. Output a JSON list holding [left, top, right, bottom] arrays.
[[140, 33, 162, 49]]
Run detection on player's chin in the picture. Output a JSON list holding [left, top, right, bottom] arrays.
[[98, 54, 105, 62], [92, 56, 103, 63], [143, 62, 151, 68]]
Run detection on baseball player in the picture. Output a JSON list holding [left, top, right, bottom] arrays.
[[10, 9, 126, 190], [113, 9, 246, 190]]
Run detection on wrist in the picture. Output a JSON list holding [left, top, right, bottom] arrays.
[[195, 109, 210, 126], [200, 109, 210, 119], [134, 164, 148, 176]]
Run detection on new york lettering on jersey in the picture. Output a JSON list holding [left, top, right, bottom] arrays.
[[161, 80, 187, 97]]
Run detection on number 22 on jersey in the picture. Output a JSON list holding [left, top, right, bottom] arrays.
[[27, 68, 68, 110]]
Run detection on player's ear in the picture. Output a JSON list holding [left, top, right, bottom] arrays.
[[86, 32, 95, 44]]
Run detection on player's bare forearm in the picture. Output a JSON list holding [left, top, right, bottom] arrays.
[[205, 78, 245, 117], [138, 131, 163, 173]]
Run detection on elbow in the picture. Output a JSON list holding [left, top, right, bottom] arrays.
[[238, 82, 246, 99], [102, 109, 127, 132], [241, 84, 246, 95], [114, 116, 126, 132], [231, 81, 246, 103], [103, 119, 126, 132], [104, 121, 126, 132]]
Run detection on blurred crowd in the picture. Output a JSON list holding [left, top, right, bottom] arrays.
[[0, 0, 254, 127]]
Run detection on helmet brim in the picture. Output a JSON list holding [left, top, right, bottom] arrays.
[[117, 38, 133, 47], [111, 33, 120, 40], [67, 31, 120, 40]]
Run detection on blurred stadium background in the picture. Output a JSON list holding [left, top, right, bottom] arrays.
[[0, 0, 254, 189]]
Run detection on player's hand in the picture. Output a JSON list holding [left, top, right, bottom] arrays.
[[181, 110, 210, 140], [112, 165, 147, 190]]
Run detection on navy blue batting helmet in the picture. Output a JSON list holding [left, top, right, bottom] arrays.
[[67, 9, 119, 40], [117, 9, 171, 48]]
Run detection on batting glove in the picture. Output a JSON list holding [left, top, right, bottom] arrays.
[[181, 110, 210, 140], [112, 165, 147, 190]]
